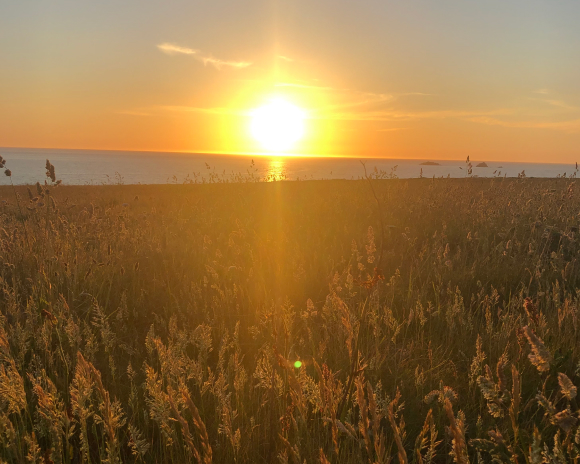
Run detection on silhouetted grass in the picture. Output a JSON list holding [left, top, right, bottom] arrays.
[[1, 173, 579, 463]]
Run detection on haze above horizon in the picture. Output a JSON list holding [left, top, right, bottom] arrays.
[[2, 1, 580, 163]]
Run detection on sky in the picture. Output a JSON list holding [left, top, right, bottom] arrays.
[[1, 0, 580, 161]]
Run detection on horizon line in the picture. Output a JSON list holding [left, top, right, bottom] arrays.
[[1, 146, 578, 166]]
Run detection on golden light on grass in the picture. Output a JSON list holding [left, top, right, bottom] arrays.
[[5, 157, 580, 463], [250, 98, 306, 153]]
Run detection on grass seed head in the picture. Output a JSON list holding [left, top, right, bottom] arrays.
[[523, 325, 552, 373]]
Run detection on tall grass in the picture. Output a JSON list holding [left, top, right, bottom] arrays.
[[1, 164, 579, 463]]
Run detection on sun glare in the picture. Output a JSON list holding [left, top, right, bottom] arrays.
[[250, 98, 305, 152]]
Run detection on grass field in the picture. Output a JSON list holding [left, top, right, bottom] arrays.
[[1, 171, 579, 463]]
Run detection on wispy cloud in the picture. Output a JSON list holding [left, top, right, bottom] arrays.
[[199, 56, 251, 69], [154, 85, 444, 125], [275, 82, 396, 112], [157, 43, 198, 55], [273, 82, 433, 112], [460, 90, 580, 132], [317, 108, 513, 122], [157, 42, 251, 70], [306, 84, 580, 135], [122, 73, 580, 135], [529, 97, 578, 111], [319, 102, 580, 134], [466, 116, 580, 133]]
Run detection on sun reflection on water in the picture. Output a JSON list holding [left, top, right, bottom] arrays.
[[266, 157, 288, 181]]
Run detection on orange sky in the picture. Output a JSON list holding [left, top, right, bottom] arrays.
[[2, 1, 580, 162]]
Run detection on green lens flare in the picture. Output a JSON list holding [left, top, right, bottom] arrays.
[[294, 360, 302, 368]]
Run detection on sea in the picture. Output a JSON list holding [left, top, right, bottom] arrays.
[[0, 147, 577, 185]]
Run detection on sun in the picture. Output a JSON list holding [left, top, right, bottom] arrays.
[[250, 98, 305, 152]]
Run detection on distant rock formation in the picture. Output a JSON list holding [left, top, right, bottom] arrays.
[[420, 161, 441, 165], [476, 162, 488, 167]]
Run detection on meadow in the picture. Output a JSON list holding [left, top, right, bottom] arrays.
[[1, 163, 579, 463]]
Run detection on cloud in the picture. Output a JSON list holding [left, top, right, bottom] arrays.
[[273, 83, 433, 116], [529, 98, 578, 111], [277, 55, 294, 62], [319, 98, 580, 134], [466, 116, 580, 133], [297, 85, 486, 122], [275, 82, 396, 112], [128, 71, 580, 135], [459, 91, 580, 132], [197, 56, 252, 69], [316, 108, 513, 122], [157, 43, 251, 70], [157, 43, 198, 55]]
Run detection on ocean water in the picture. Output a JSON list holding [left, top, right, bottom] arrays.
[[0, 147, 577, 185]]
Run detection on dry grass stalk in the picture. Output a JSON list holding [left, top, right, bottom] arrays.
[[477, 368, 504, 419], [553, 408, 577, 433], [415, 409, 439, 464], [315, 360, 340, 455], [167, 386, 202, 462], [529, 426, 542, 464], [2, 166, 580, 463], [31, 376, 65, 464], [366, 382, 387, 463], [181, 385, 212, 464], [70, 352, 95, 464], [523, 298, 539, 325], [356, 375, 373, 460], [557, 372, 577, 400], [387, 390, 408, 464], [0, 360, 26, 415], [24, 432, 42, 464], [522, 326, 552, 373], [508, 365, 520, 442], [443, 399, 468, 464], [279, 434, 301, 464], [80, 352, 125, 464], [127, 424, 150, 460]]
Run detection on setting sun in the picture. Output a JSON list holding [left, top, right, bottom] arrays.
[[250, 98, 306, 152], [5, 3, 580, 463]]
